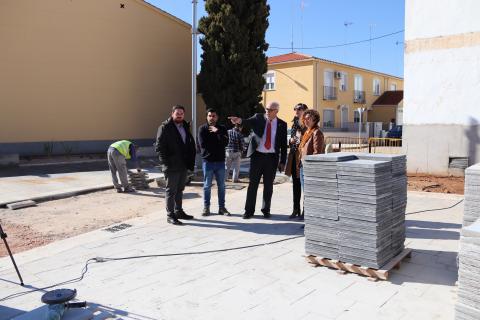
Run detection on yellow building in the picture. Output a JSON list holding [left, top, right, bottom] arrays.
[[0, 0, 193, 156], [262, 53, 404, 133]]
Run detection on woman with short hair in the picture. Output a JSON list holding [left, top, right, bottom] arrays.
[[297, 109, 325, 220]]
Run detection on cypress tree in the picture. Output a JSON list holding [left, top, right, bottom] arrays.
[[198, 0, 270, 120]]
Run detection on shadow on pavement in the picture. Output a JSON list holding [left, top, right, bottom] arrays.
[[406, 220, 461, 240], [389, 249, 458, 286], [0, 305, 25, 320], [185, 217, 304, 236]]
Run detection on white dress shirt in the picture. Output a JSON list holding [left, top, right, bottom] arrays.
[[257, 116, 277, 153]]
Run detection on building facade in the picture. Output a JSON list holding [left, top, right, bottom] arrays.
[[404, 0, 480, 175], [0, 0, 192, 156], [262, 53, 403, 132]]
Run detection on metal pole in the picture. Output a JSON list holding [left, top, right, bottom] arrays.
[[192, 0, 198, 142], [0, 224, 24, 286]]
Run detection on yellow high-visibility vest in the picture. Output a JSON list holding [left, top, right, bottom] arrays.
[[110, 140, 132, 159]]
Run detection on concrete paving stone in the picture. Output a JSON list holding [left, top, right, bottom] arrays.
[[304, 153, 357, 162], [0, 182, 464, 320]]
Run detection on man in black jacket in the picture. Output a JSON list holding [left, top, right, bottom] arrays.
[[156, 105, 197, 225], [229, 102, 288, 219], [197, 108, 230, 216]]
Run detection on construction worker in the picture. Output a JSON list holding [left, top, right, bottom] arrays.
[[107, 140, 140, 193]]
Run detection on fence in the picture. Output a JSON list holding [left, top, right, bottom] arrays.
[[324, 137, 403, 154]]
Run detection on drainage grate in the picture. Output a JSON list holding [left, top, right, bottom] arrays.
[[104, 223, 132, 233]]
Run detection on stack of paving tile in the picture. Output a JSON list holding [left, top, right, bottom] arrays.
[[337, 159, 395, 268], [128, 171, 150, 190], [303, 152, 407, 269], [463, 164, 480, 227], [357, 154, 408, 255], [455, 219, 480, 320], [303, 153, 357, 260]]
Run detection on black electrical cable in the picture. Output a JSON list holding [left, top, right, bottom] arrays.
[[0, 258, 95, 302], [405, 199, 464, 215], [0, 234, 304, 302], [0, 199, 465, 303], [270, 29, 404, 50]]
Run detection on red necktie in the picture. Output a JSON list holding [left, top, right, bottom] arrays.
[[264, 120, 272, 149]]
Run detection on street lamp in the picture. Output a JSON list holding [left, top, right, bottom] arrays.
[[356, 107, 366, 145], [192, 0, 198, 142]]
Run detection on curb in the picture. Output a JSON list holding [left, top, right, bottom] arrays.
[[0, 178, 157, 208]]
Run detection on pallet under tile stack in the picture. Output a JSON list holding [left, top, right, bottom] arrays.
[[303, 153, 407, 270], [456, 163, 480, 320]]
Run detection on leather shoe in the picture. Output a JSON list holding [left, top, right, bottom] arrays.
[[242, 212, 253, 219], [261, 209, 271, 218], [176, 210, 194, 220], [167, 216, 183, 225], [289, 209, 300, 219]]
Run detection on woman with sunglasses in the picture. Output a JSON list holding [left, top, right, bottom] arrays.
[[285, 103, 308, 219]]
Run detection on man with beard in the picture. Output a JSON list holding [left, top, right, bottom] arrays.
[[156, 105, 197, 225], [197, 108, 230, 216]]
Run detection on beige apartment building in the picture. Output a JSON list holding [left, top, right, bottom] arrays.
[[0, 0, 193, 156], [262, 53, 404, 134]]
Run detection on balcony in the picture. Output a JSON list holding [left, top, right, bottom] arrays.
[[353, 90, 366, 103], [323, 86, 337, 100]]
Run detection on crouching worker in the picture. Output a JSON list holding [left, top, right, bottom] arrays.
[[107, 140, 140, 193]]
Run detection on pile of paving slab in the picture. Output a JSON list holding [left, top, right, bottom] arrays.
[[303, 152, 407, 269], [456, 163, 480, 320]]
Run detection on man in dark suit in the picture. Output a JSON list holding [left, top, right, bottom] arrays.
[[156, 105, 197, 225], [229, 102, 288, 219]]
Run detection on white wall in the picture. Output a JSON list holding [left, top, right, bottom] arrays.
[[404, 0, 480, 126], [405, 0, 480, 40]]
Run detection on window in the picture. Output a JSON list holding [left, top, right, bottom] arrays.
[[264, 72, 275, 90], [339, 72, 348, 91], [324, 70, 334, 87], [354, 110, 360, 123], [354, 75, 363, 91], [373, 78, 381, 96], [323, 109, 335, 128], [390, 83, 397, 91]]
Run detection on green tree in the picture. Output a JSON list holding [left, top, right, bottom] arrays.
[[198, 0, 270, 120]]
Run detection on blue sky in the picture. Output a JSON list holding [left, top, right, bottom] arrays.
[[148, 0, 405, 77]]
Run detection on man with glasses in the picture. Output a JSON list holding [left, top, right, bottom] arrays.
[[229, 102, 288, 219]]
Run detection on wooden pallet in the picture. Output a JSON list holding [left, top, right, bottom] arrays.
[[306, 248, 412, 281]]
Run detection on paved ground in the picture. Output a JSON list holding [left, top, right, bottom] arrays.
[[0, 181, 463, 320], [0, 161, 163, 207]]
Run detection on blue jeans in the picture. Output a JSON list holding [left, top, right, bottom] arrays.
[[203, 161, 226, 208]]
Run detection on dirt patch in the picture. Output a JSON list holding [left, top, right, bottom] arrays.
[[0, 184, 201, 257], [408, 174, 465, 195]]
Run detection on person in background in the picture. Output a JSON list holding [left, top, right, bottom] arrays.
[[285, 103, 308, 219], [298, 109, 325, 220], [198, 108, 230, 216], [229, 101, 288, 219], [107, 140, 140, 193], [156, 105, 197, 225], [225, 124, 244, 183]]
